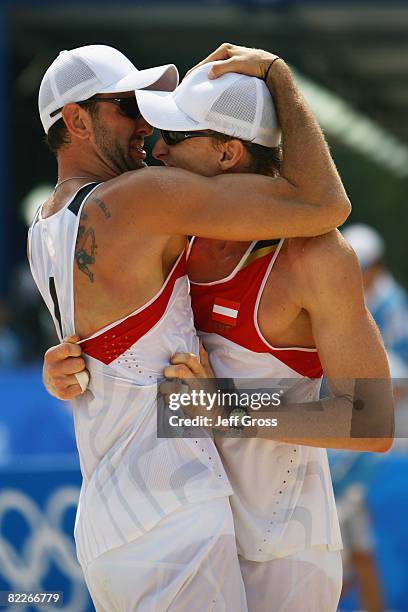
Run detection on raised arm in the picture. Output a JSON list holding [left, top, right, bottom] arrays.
[[100, 45, 350, 241], [190, 43, 350, 218]]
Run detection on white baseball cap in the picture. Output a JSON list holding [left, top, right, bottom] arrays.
[[136, 62, 281, 148], [39, 44, 179, 133], [342, 223, 385, 269]]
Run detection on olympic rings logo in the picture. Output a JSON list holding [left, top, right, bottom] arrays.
[[0, 487, 91, 611]]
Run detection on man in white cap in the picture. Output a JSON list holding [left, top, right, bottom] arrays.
[[32, 43, 351, 610], [136, 49, 392, 610]]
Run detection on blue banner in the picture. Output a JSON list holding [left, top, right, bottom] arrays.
[[0, 462, 93, 612]]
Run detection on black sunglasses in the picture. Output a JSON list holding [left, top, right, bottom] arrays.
[[160, 130, 213, 146], [50, 96, 142, 120]]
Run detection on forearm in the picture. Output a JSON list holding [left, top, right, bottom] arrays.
[[210, 383, 394, 452], [251, 388, 393, 451], [266, 60, 350, 223], [276, 437, 392, 452]]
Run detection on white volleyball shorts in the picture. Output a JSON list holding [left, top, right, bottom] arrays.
[[239, 546, 342, 612], [83, 496, 247, 611]]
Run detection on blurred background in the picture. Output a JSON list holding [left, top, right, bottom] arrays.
[[1, 0, 408, 610]]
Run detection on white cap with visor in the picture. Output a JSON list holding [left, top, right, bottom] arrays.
[[39, 44, 179, 133], [136, 62, 281, 148]]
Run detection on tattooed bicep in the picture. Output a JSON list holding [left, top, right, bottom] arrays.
[[75, 211, 97, 283]]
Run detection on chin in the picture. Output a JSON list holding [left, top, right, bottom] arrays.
[[130, 160, 147, 171]]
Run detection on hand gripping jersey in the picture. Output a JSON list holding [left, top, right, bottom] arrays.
[[28, 184, 231, 568], [189, 237, 342, 560]]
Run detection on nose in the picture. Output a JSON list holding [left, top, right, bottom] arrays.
[[152, 136, 170, 161], [135, 115, 154, 137]]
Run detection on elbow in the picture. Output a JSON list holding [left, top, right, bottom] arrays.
[[366, 436, 394, 453], [373, 406, 395, 453], [323, 196, 351, 231], [333, 196, 352, 228], [304, 195, 351, 236], [374, 437, 394, 453]]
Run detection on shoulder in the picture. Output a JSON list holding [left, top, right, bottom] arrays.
[[290, 229, 360, 277], [288, 230, 364, 307]]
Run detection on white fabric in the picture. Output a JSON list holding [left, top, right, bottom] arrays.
[[84, 497, 248, 612], [39, 45, 179, 132], [239, 546, 342, 612], [28, 185, 232, 568], [200, 334, 342, 560], [75, 369, 90, 393], [213, 304, 239, 318], [136, 62, 281, 148]]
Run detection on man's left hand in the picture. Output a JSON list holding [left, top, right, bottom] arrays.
[[160, 344, 220, 418]]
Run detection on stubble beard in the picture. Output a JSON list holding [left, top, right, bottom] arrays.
[[92, 117, 142, 174]]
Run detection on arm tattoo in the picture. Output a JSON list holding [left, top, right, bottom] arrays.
[[90, 195, 111, 219], [75, 212, 97, 283]]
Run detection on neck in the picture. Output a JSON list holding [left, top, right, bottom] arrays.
[[54, 176, 98, 194], [56, 143, 121, 184], [55, 170, 102, 185], [56, 159, 113, 184]]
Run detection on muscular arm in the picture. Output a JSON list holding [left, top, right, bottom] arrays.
[[190, 44, 350, 230], [101, 47, 350, 241], [103, 166, 346, 242], [301, 233, 390, 380], [259, 232, 393, 451]]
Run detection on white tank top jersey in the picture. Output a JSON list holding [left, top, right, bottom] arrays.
[[27, 184, 232, 568], [189, 237, 342, 561]]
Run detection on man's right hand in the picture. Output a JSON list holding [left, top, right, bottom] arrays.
[[186, 42, 278, 81], [43, 335, 87, 400]]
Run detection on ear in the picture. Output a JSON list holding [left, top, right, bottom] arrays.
[[61, 103, 93, 141], [217, 139, 246, 171]]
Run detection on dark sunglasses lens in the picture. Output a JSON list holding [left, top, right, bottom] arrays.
[[118, 98, 141, 119], [161, 130, 185, 145]]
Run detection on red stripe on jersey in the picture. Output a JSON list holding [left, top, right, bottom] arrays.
[[191, 248, 322, 379], [81, 252, 186, 364], [214, 297, 240, 311], [212, 311, 238, 327]]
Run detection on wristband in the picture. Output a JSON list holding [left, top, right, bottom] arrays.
[[264, 57, 281, 82]]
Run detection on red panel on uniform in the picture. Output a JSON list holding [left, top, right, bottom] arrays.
[[191, 247, 323, 379], [81, 252, 186, 364]]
